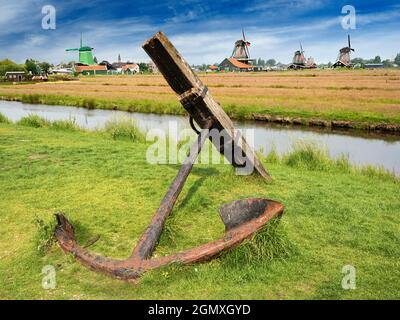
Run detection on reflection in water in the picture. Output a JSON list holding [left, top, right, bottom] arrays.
[[0, 100, 399, 175]]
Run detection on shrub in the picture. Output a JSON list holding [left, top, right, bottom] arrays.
[[284, 140, 330, 171], [33, 215, 57, 255], [50, 119, 80, 131], [81, 98, 96, 109], [21, 94, 41, 104], [47, 74, 77, 82], [17, 114, 50, 128], [103, 117, 145, 142]]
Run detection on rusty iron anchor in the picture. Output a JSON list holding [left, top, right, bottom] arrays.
[[54, 32, 285, 281]]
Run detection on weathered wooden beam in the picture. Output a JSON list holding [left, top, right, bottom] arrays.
[[142, 31, 272, 181]]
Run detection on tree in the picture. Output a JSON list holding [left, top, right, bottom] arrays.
[[0, 59, 25, 76], [351, 57, 364, 65], [138, 62, 149, 73], [39, 62, 52, 74], [25, 59, 40, 75], [382, 59, 393, 68], [394, 53, 400, 66], [373, 56, 381, 63], [94, 56, 98, 64], [266, 59, 276, 66]]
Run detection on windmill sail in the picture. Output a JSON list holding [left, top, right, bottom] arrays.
[[231, 29, 254, 65], [333, 34, 355, 68]]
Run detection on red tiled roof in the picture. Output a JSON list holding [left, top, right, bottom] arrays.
[[209, 65, 218, 70], [122, 64, 138, 71], [75, 65, 108, 72], [228, 58, 253, 69]]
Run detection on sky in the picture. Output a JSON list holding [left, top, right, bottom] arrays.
[[0, 0, 399, 65]]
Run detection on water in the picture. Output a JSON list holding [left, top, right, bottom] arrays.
[[1, 100, 400, 175]]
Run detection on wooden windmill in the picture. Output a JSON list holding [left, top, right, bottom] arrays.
[[288, 42, 306, 69], [231, 29, 255, 65], [333, 35, 355, 68], [288, 42, 317, 70], [293, 42, 306, 65]]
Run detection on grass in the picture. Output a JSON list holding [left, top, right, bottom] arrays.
[[0, 120, 399, 300], [222, 219, 296, 267], [102, 117, 145, 142], [1, 69, 400, 129], [16, 114, 80, 131], [17, 114, 51, 128], [13, 114, 144, 141], [0, 112, 11, 123]]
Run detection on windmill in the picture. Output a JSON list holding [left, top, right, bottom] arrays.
[[66, 33, 97, 66], [231, 29, 255, 65], [333, 35, 355, 68], [306, 57, 317, 69], [288, 42, 316, 70], [289, 42, 306, 69]]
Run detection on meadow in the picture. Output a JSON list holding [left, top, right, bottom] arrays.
[[0, 114, 399, 299], [1, 69, 400, 130]]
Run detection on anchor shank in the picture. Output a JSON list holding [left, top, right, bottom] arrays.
[[131, 121, 213, 260]]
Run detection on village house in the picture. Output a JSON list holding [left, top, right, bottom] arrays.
[[122, 63, 140, 74], [74, 65, 108, 75], [4, 71, 26, 82], [219, 58, 254, 72], [110, 54, 138, 73]]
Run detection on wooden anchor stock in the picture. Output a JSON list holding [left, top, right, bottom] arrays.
[[142, 31, 272, 181]]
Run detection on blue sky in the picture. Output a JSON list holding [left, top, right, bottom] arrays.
[[0, 0, 399, 65]]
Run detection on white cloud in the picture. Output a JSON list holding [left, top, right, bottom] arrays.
[[245, 0, 323, 12], [1, 1, 399, 65], [0, 0, 43, 35], [167, 10, 198, 23], [357, 9, 400, 26]]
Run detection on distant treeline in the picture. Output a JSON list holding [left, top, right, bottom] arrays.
[[0, 59, 54, 77], [351, 54, 400, 67], [0, 59, 78, 77], [254, 58, 280, 67]]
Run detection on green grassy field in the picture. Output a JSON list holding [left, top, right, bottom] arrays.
[[0, 118, 399, 300]]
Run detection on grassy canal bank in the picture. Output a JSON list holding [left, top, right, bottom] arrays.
[[1, 69, 400, 132], [0, 115, 399, 299]]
